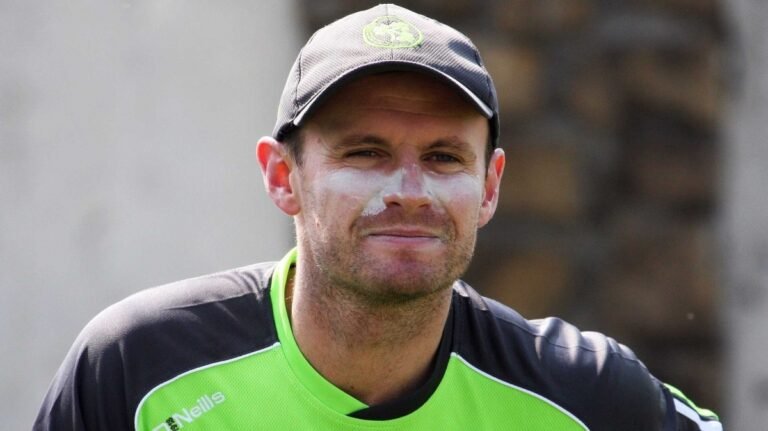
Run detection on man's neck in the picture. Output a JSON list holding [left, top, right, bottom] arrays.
[[285, 266, 453, 406]]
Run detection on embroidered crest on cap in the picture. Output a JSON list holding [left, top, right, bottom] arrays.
[[363, 15, 423, 48]]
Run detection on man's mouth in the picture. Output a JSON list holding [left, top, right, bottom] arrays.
[[363, 227, 444, 247], [366, 227, 439, 238]]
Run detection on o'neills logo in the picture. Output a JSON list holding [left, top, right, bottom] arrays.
[[151, 392, 226, 431]]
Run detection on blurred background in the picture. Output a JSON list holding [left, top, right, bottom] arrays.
[[1, 0, 765, 429]]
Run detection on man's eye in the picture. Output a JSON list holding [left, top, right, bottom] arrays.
[[346, 150, 381, 158], [426, 153, 461, 163]]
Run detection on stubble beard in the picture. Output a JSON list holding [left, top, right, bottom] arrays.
[[293, 194, 479, 346], [296, 227, 476, 347], [303, 223, 476, 307]]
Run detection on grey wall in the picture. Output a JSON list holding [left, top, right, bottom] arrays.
[[0, 1, 299, 428], [724, 0, 768, 428]]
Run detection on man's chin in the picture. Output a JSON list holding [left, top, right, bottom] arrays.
[[346, 258, 460, 301], [349, 273, 452, 305]]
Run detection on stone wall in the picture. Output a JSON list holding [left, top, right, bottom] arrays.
[[299, 0, 727, 414]]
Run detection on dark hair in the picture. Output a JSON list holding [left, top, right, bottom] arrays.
[[279, 127, 305, 167]]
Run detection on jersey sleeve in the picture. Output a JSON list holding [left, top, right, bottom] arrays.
[[33, 307, 134, 431], [661, 383, 723, 431], [453, 288, 725, 431]]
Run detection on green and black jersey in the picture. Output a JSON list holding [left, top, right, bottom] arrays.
[[35, 249, 722, 430]]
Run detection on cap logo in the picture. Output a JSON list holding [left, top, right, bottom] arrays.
[[363, 15, 423, 49]]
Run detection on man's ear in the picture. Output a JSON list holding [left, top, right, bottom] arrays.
[[256, 136, 300, 216], [478, 148, 505, 228]]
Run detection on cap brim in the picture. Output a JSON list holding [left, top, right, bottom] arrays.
[[291, 61, 494, 128]]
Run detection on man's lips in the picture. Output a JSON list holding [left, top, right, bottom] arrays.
[[355, 209, 449, 239], [363, 227, 442, 240], [370, 231, 436, 238]]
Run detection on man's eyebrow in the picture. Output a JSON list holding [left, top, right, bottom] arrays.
[[427, 137, 474, 153], [332, 134, 390, 149]]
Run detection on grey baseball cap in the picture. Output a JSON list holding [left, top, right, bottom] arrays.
[[272, 3, 500, 147]]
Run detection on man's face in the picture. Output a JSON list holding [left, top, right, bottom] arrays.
[[288, 72, 503, 303]]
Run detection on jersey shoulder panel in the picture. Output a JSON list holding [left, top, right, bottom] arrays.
[[451, 281, 666, 431], [82, 260, 278, 365], [34, 261, 278, 431]]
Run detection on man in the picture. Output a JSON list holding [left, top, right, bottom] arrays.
[[35, 4, 722, 430]]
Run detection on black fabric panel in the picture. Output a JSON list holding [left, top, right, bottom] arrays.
[[662, 384, 680, 431], [451, 280, 668, 431], [677, 415, 703, 431], [34, 262, 279, 431]]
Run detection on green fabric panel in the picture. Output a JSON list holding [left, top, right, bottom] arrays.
[[134, 344, 286, 430], [431, 354, 589, 430], [134, 347, 587, 430]]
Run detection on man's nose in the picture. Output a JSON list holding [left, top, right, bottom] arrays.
[[382, 163, 432, 210]]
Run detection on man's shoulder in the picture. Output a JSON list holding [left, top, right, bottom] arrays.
[[81, 261, 277, 350], [73, 261, 278, 404], [454, 280, 641, 362], [451, 280, 666, 430], [35, 262, 281, 430]]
